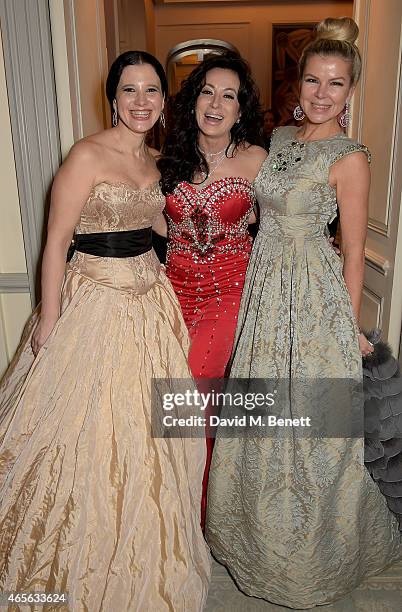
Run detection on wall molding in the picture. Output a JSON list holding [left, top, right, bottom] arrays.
[[362, 285, 383, 329], [364, 247, 390, 276], [63, 0, 83, 140], [0, 0, 61, 304], [367, 219, 389, 237], [0, 273, 30, 293], [399, 326, 402, 367], [368, 55, 401, 238], [352, 0, 370, 141], [158, 21, 251, 29]]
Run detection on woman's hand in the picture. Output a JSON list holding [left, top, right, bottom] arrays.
[[248, 209, 257, 225], [31, 317, 58, 357], [359, 332, 374, 358], [328, 236, 341, 255]]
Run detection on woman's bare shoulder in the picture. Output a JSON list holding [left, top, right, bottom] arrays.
[[248, 144, 268, 162], [67, 132, 110, 161], [235, 144, 268, 179], [238, 143, 268, 162], [55, 133, 115, 188]]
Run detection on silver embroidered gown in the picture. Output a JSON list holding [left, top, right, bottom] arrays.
[[206, 127, 402, 609]]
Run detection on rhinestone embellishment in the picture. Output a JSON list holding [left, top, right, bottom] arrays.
[[166, 177, 255, 262], [331, 143, 371, 164], [272, 141, 306, 172]]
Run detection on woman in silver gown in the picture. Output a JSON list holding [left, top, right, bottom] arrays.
[[206, 17, 402, 609]]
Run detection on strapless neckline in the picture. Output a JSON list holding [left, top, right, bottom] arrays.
[[91, 180, 160, 194], [177, 176, 253, 193], [76, 179, 165, 235]]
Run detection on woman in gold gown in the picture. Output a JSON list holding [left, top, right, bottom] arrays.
[[0, 51, 210, 611]]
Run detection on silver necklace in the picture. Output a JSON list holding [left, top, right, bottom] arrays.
[[199, 152, 226, 182], [196, 143, 234, 184], [198, 145, 228, 158]]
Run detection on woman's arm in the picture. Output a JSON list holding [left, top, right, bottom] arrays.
[[331, 151, 373, 356], [31, 143, 96, 355], [248, 210, 257, 225], [246, 146, 267, 225], [147, 148, 168, 237], [152, 213, 168, 237]]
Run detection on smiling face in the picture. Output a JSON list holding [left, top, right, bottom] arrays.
[[300, 54, 354, 126], [195, 67, 241, 140], [114, 63, 164, 133]]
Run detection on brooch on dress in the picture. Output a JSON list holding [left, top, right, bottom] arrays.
[[272, 141, 306, 172]]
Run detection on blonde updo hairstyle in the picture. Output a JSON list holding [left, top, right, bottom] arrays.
[[299, 17, 362, 85]]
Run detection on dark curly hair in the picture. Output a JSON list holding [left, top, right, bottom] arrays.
[[158, 51, 263, 195]]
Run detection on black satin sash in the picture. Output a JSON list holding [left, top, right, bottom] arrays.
[[68, 228, 153, 259]]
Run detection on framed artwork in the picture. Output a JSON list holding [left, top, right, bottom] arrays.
[[271, 23, 316, 126]]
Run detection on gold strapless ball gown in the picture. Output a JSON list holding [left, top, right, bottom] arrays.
[[0, 182, 210, 611]]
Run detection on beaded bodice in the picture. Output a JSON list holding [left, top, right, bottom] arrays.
[[254, 126, 370, 239], [165, 177, 255, 262], [75, 181, 165, 234]]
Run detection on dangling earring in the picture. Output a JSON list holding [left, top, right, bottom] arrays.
[[236, 117, 240, 124], [160, 110, 166, 129], [293, 105, 305, 121], [112, 100, 118, 127], [339, 101, 350, 128]]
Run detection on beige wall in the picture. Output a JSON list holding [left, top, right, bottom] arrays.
[[0, 24, 31, 376], [118, 0, 156, 56], [353, 0, 402, 353], [49, 0, 75, 158], [104, 0, 120, 67], [51, 0, 110, 145], [389, 189, 402, 354], [144, 0, 157, 55], [117, 2, 353, 105], [73, 0, 109, 135], [119, 0, 147, 53], [63, 0, 110, 138], [153, 1, 353, 107]]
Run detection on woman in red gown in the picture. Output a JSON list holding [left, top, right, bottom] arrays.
[[164, 177, 254, 378], [156, 52, 267, 526]]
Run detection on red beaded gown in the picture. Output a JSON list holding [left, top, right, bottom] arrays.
[[164, 177, 255, 526]]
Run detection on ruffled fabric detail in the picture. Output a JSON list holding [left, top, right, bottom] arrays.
[[364, 337, 402, 530]]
